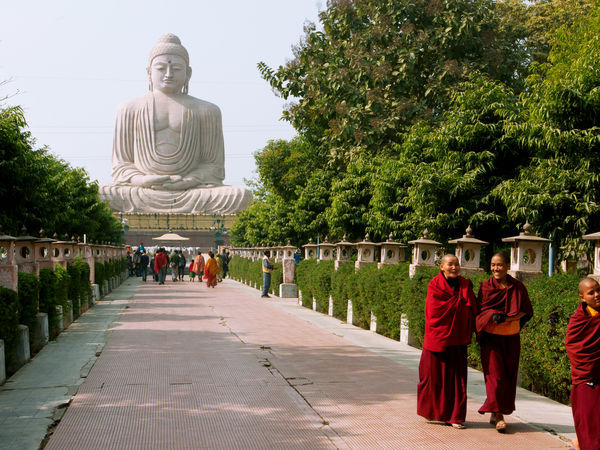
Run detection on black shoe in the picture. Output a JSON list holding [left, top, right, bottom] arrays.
[[261, 295, 270, 298]]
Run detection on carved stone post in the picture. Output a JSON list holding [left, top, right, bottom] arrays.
[[14, 227, 38, 275], [448, 225, 488, 274], [335, 235, 354, 271], [378, 233, 408, 269], [583, 231, 600, 282], [318, 236, 335, 263], [355, 233, 379, 270], [302, 238, 318, 260], [501, 221, 551, 281], [279, 241, 298, 298], [408, 229, 442, 278], [33, 230, 55, 275], [0, 230, 17, 292]]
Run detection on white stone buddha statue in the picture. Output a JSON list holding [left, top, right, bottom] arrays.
[[99, 34, 252, 213]]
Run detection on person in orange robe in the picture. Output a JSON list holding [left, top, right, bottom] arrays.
[[417, 254, 477, 429], [566, 277, 600, 450], [192, 251, 205, 282], [476, 251, 533, 433], [203, 251, 218, 288]]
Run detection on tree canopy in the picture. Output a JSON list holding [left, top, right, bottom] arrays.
[[232, 0, 599, 262], [0, 105, 123, 243]]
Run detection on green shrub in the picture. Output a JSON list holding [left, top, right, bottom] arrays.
[[0, 286, 19, 346], [67, 262, 81, 317], [55, 265, 71, 312], [38, 268, 59, 336], [372, 263, 409, 340], [312, 261, 334, 312], [331, 262, 354, 319], [95, 261, 105, 289], [296, 259, 317, 307], [17, 272, 40, 332], [519, 273, 579, 404], [401, 266, 439, 348], [270, 262, 283, 296]]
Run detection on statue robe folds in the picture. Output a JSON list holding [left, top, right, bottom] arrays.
[[99, 92, 252, 214]]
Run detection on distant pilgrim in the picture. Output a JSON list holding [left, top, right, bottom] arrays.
[[99, 34, 252, 214]]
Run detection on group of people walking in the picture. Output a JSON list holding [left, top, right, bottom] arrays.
[[417, 252, 533, 432], [418, 251, 600, 450], [127, 246, 230, 287], [188, 250, 230, 288]]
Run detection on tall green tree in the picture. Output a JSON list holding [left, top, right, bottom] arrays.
[[0, 106, 123, 243], [259, 0, 530, 168], [494, 8, 600, 258]]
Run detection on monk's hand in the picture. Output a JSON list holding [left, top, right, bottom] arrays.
[[492, 313, 507, 324], [131, 174, 171, 188]]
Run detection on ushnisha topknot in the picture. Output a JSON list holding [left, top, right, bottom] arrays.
[[149, 34, 189, 66]]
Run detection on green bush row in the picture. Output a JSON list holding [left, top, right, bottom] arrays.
[[95, 257, 127, 295], [228, 256, 283, 296], [293, 259, 579, 406]]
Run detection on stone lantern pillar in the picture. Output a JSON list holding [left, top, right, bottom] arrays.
[[335, 235, 355, 271], [0, 230, 18, 292], [34, 230, 55, 275], [355, 233, 379, 270], [448, 225, 489, 274], [501, 221, 551, 281], [303, 238, 318, 260], [14, 227, 39, 275], [78, 239, 95, 283], [318, 236, 336, 263], [51, 234, 75, 269], [271, 246, 282, 263], [378, 233, 408, 269], [279, 241, 298, 298], [277, 245, 285, 263], [583, 231, 600, 281], [408, 229, 442, 278]]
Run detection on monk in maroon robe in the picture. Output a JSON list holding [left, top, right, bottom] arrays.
[[476, 252, 533, 433], [417, 254, 477, 429], [566, 277, 600, 450]]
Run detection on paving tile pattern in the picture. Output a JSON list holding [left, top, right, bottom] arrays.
[[45, 280, 568, 449]]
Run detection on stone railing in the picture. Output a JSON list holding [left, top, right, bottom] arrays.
[[0, 227, 128, 384]]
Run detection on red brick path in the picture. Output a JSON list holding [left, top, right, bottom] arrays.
[[45, 279, 567, 449]]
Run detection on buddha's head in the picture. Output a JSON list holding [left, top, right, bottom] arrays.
[[147, 34, 192, 94]]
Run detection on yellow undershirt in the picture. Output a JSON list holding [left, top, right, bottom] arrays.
[[588, 305, 599, 317]]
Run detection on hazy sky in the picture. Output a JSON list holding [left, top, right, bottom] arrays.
[[0, 1, 323, 189]]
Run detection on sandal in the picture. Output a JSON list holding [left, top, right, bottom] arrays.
[[496, 420, 507, 433], [450, 423, 466, 429]]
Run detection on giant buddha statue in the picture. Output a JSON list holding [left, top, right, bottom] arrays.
[[99, 34, 252, 213]]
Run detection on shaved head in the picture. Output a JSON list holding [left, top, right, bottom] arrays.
[[441, 254, 459, 265], [579, 277, 600, 294]]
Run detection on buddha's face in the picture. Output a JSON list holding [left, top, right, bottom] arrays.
[[149, 54, 190, 94]]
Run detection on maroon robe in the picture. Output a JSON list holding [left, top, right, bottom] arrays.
[[566, 302, 600, 450], [476, 275, 533, 415], [417, 273, 476, 423]]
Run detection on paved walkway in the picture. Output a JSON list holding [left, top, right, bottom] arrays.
[[3, 278, 574, 449]]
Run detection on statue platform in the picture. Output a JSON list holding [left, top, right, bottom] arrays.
[[116, 212, 235, 249]]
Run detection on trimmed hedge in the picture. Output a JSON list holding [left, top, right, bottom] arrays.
[[229, 256, 283, 296], [17, 272, 40, 332], [38, 268, 60, 336], [55, 265, 71, 313], [0, 286, 19, 346]]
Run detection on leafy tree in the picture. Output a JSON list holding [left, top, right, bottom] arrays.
[[259, 0, 531, 168], [0, 106, 123, 242], [494, 9, 600, 258]]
